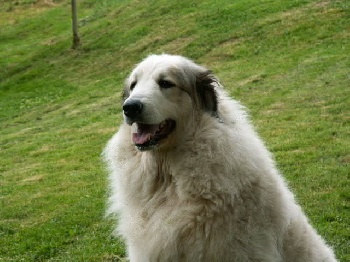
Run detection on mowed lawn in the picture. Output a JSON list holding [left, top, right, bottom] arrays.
[[0, 0, 349, 261]]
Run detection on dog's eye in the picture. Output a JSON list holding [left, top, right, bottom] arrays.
[[130, 81, 137, 90], [158, 79, 175, 89]]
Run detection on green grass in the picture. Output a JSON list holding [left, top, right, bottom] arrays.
[[0, 0, 349, 260]]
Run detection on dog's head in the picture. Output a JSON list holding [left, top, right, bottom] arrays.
[[122, 54, 219, 151]]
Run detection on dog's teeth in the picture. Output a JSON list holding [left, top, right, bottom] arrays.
[[156, 122, 165, 133], [131, 123, 138, 133]]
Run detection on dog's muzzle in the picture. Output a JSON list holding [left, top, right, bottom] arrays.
[[122, 99, 176, 151]]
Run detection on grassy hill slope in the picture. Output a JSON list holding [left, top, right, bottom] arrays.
[[0, 0, 349, 260]]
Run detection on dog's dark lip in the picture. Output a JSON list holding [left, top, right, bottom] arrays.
[[135, 140, 158, 151], [132, 119, 176, 151]]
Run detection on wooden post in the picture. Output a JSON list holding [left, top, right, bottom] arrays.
[[71, 0, 81, 49]]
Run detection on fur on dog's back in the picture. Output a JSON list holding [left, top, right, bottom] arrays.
[[104, 54, 337, 261]]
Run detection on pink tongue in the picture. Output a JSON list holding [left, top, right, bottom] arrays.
[[132, 124, 159, 144], [132, 132, 150, 144]]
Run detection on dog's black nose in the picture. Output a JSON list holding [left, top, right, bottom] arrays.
[[123, 99, 143, 119]]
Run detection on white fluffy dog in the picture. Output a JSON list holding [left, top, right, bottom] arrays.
[[104, 54, 337, 261]]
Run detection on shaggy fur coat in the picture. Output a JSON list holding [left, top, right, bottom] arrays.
[[104, 54, 337, 262]]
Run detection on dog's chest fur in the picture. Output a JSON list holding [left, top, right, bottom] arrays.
[[118, 138, 286, 261]]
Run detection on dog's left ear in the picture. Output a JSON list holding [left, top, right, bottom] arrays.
[[195, 70, 218, 117]]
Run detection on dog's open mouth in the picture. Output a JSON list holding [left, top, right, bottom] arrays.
[[131, 119, 176, 151]]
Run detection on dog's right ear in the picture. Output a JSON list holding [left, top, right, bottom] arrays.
[[122, 87, 130, 101]]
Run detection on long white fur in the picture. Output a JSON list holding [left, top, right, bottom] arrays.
[[104, 54, 337, 261]]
